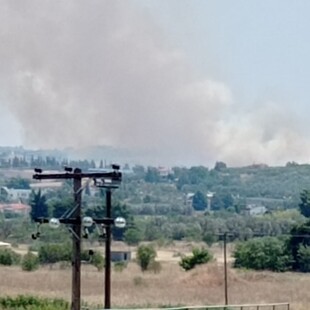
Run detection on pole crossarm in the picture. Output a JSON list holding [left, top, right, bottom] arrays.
[[33, 171, 122, 181]]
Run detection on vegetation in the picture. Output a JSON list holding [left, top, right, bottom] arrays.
[[136, 244, 157, 272], [4, 152, 310, 278], [0, 248, 21, 266], [38, 243, 71, 265], [233, 191, 310, 273], [0, 295, 68, 310], [123, 228, 142, 245], [21, 251, 39, 272], [37, 243, 104, 270], [192, 191, 207, 211], [233, 237, 292, 272], [179, 247, 213, 271], [299, 189, 310, 218], [29, 190, 49, 221]]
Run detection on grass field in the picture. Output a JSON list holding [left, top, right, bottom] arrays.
[[0, 244, 309, 310]]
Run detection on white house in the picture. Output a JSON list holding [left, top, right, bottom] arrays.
[[0, 187, 31, 202]]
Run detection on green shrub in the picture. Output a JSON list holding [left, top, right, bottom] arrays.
[[297, 244, 310, 272], [81, 249, 104, 271], [91, 251, 104, 271], [114, 261, 127, 272], [233, 237, 291, 272], [0, 248, 21, 266], [21, 251, 39, 272], [124, 228, 142, 245], [0, 295, 69, 309], [38, 243, 71, 264], [136, 244, 157, 272], [179, 247, 213, 271], [287, 220, 310, 271]]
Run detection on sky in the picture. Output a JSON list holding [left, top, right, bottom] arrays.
[[1, 1, 310, 167]]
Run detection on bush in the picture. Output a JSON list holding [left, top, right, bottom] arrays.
[[179, 247, 213, 271], [233, 237, 291, 272], [90, 251, 104, 271], [0, 295, 69, 309], [124, 228, 142, 245], [81, 249, 104, 271], [38, 243, 71, 265], [136, 244, 157, 272], [114, 261, 127, 272], [297, 244, 310, 272], [0, 248, 21, 266], [287, 220, 310, 271], [22, 251, 39, 271]]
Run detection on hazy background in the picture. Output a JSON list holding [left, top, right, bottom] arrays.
[[1, 0, 310, 167]]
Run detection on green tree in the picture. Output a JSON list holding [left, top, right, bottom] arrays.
[[299, 190, 310, 218], [136, 244, 157, 272], [50, 197, 73, 218], [179, 247, 213, 271], [192, 191, 207, 211], [233, 237, 291, 272], [145, 167, 160, 183], [214, 161, 227, 171], [221, 192, 234, 209], [124, 228, 142, 245], [286, 220, 310, 271], [29, 190, 49, 220], [297, 244, 310, 272], [38, 243, 71, 264]]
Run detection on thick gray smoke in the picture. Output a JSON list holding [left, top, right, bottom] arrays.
[[0, 1, 308, 166]]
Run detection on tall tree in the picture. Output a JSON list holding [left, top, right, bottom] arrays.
[[29, 190, 48, 220], [299, 190, 310, 218], [192, 191, 207, 211]]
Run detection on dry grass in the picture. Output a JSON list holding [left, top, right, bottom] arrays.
[[0, 261, 310, 310], [0, 242, 307, 309]]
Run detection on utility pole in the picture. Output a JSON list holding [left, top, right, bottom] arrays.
[[93, 169, 122, 309], [216, 232, 231, 307], [72, 168, 82, 310], [223, 232, 228, 306], [105, 189, 112, 309], [32, 167, 122, 310]]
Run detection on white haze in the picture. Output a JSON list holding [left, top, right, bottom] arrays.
[[0, 0, 309, 166]]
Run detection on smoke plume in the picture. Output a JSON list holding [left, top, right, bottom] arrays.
[[0, 1, 308, 166]]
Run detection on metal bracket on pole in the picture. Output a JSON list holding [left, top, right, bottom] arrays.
[[68, 227, 81, 241]]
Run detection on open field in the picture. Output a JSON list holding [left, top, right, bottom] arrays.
[[0, 255, 309, 310]]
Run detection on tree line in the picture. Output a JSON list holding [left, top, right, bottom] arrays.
[[233, 189, 310, 272]]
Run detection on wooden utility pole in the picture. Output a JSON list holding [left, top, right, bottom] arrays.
[[72, 168, 82, 310], [33, 168, 122, 310], [104, 189, 112, 309], [223, 232, 228, 306]]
